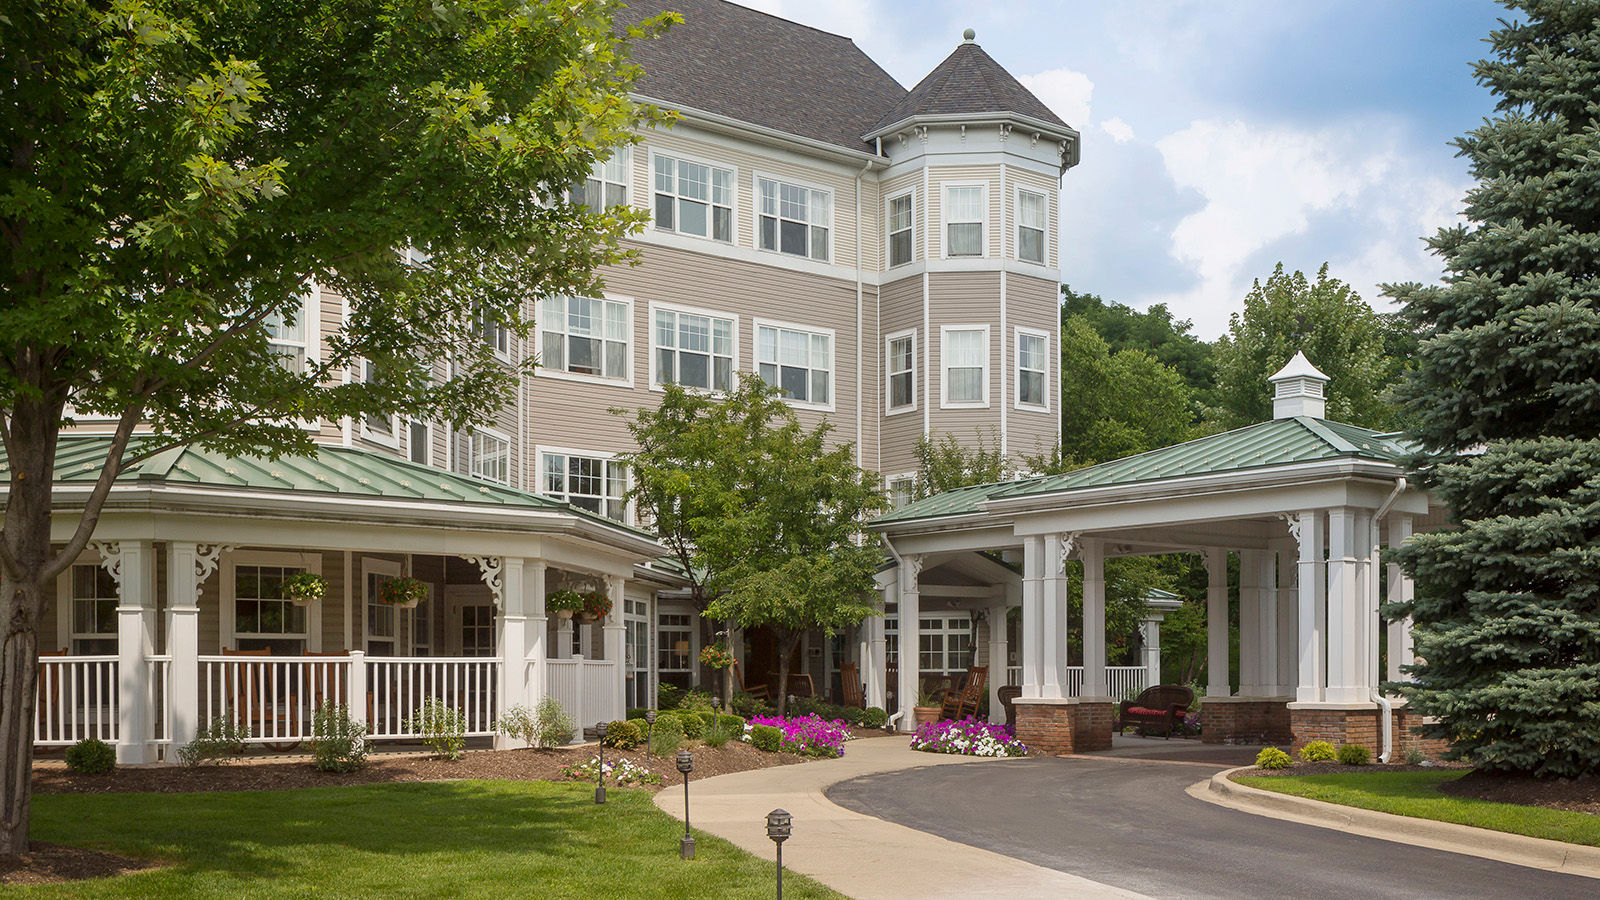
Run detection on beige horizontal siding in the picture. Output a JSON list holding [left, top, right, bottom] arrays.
[[1006, 273, 1062, 463], [878, 274, 925, 477], [928, 271, 1004, 441], [929, 165, 1001, 259]]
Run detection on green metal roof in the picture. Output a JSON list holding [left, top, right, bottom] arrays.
[[872, 416, 1413, 528], [8, 436, 656, 540]]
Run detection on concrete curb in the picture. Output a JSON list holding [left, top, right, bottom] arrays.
[[1191, 766, 1600, 880]]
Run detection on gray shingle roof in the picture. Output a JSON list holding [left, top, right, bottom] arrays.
[[869, 40, 1069, 135], [616, 0, 907, 154]]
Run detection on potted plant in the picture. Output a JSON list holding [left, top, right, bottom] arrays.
[[278, 572, 328, 607], [699, 641, 735, 670], [575, 590, 611, 625], [544, 589, 585, 620], [913, 684, 943, 728], [376, 575, 428, 609]]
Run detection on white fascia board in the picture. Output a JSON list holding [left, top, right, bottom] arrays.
[[879, 523, 1022, 556], [864, 112, 1080, 168], [635, 95, 886, 169]]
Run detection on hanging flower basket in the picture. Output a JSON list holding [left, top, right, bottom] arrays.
[[576, 590, 611, 624], [699, 642, 735, 670], [376, 576, 428, 609], [545, 589, 585, 619], [278, 573, 328, 607]]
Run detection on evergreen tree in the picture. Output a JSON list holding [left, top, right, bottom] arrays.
[[1386, 0, 1600, 777]]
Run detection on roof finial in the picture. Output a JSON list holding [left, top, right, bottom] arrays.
[[962, 28, 976, 43]]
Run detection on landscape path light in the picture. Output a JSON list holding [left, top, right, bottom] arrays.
[[645, 709, 657, 760], [594, 721, 608, 804], [676, 749, 695, 860], [766, 808, 792, 900]]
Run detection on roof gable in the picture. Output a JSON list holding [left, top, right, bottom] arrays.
[[870, 40, 1068, 135]]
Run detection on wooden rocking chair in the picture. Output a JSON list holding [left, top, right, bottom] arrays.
[[840, 662, 864, 709], [733, 661, 770, 702], [939, 665, 988, 721], [223, 647, 298, 750]]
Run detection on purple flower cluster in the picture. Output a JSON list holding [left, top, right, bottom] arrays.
[[910, 717, 1028, 757], [748, 714, 852, 758]]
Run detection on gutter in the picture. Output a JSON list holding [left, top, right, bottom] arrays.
[[1371, 476, 1407, 763], [635, 94, 885, 167]]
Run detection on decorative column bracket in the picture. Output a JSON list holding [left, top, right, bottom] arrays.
[[462, 555, 505, 606], [192, 544, 233, 600], [1279, 512, 1304, 546], [1057, 532, 1081, 573], [88, 540, 125, 590]]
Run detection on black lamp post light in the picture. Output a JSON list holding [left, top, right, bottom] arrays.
[[767, 808, 792, 900], [645, 709, 657, 760], [676, 749, 695, 860], [594, 721, 608, 805]]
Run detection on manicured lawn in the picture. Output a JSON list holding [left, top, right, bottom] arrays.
[[1236, 771, 1600, 848], [11, 781, 842, 898]]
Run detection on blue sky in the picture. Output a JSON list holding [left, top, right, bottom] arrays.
[[740, 0, 1508, 337]]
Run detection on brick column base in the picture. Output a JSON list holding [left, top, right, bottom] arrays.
[[1289, 704, 1454, 761], [1074, 701, 1115, 752], [1201, 698, 1292, 744], [1013, 699, 1078, 755], [1392, 707, 1452, 761]]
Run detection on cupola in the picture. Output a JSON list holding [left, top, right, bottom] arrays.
[[1268, 351, 1329, 419]]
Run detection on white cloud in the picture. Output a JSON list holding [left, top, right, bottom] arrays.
[[1018, 68, 1094, 128], [1100, 117, 1135, 143]]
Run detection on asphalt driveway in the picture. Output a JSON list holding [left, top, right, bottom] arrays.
[[824, 744, 1596, 899]]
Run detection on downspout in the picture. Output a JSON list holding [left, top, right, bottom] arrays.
[[1370, 476, 1407, 763], [856, 157, 871, 470]]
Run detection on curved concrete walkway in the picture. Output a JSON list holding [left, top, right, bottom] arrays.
[[653, 736, 1145, 899]]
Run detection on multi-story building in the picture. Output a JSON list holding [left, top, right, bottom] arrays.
[[22, 0, 1078, 761]]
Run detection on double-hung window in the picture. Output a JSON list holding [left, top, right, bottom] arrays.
[[469, 430, 510, 485], [264, 295, 314, 374], [234, 563, 310, 655], [571, 148, 630, 211], [757, 177, 830, 260], [886, 330, 915, 412], [68, 564, 118, 655], [654, 154, 733, 242], [1016, 328, 1049, 410], [887, 193, 914, 267], [944, 184, 985, 257], [538, 295, 630, 381], [886, 474, 915, 509], [653, 307, 734, 391], [478, 308, 510, 360], [1017, 188, 1047, 264], [541, 451, 627, 522], [941, 326, 988, 407], [756, 323, 831, 406], [408, 420, 431, 466], [360, 359, 398, 444]]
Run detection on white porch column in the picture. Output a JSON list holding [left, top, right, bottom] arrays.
[[1386, 515, 1416, 684], [102, 541, 154, 764], [1294, 511, 1327, 703], [1356, 510, 1377, 696], [1274, 543, 1297, 696], [1243, 550, 1277, 696], [1238, 549, 1263, 695], [526, 561, 548, 712], [1326, 507, 1364, 703], [1020, 536, 1045, 699], [497, 558, 528, 749], [603, 575, 627, 722], [986, 600, 1008, 722], [895, 555, 922, 730], [865, 581, 888, 709], [1205, 550, 1231, 698], [1042, 534, 1071, 697], [1081, 537, 1107, 700], [164, 543, 226, 757], [1139, 616, 1162, 680]]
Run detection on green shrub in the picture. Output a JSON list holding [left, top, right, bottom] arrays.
[[407, 698, 467, 760], [750, 724, 782, 753], [533, 697, 575, 748], [64, 738, 115, 774], [626, 707, 651, 722], [698, 710, 718, 729], [495, 704, 539, 747], [669, 711, 705, 740], [656, 683, 684, 710], [1337, 744, 1371, 766], [602, 719, 643, 750], [310, 704, 369, 773], [678, 688, 716, 713], [177, 714, 246, 766], [718, 714, 747, 735], [1404, 748, 1428, 766], [1299, 740, 1337, 763], [703, 718, 733, 749], [627, 717, 650, 740], [648, 716, 684, 756], [1254, 747, 1293, 770], [840, 706, 867, 726], [730, 691, 774, 718], [861, 707, 889, 728]]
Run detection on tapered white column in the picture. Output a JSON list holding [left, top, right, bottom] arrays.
[[986, 600, 1008, 722], [164, 542, 227, 758], [1294, 511, 1327, 702], [1386, 515, 1415, 684], [866, 585, 888, 709], [497, 558, 528, 749], [1238, 550, 1263, 695], [1043, 534, 1072, 697], [526, 561, 548, 713], [603, 576, 627, 723], [1243, 550, 1277, 696], [1139, 616, 1162, 678], [895, 554, 922, 730], [1081, 538, 1107, 699], [1274, 543, 1297, 696], [100, 541, 154, 764], [1205, 550, 1231, 698], [1326, 507, 1364, 703], [1020, 536, 1045, 699]]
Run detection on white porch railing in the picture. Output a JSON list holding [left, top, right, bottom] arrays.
[[1002, 665, 1149, 699], [367, 657, 498, 740], [34, 655, 118, 747], [146, 655, 171, 747], [546, 658, 618, 734]]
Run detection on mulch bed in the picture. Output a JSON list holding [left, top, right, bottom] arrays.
[[0, 842, 162, 886], [1438, 770, 1600, 816], [1236, 762, 1461, 778], [34, 737, 823, 796]]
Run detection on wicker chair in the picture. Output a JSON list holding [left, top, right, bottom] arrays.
[[1115, 684, 1195, 738]]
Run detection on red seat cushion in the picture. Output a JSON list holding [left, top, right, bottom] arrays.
[[1126, 706, 1169, 717]]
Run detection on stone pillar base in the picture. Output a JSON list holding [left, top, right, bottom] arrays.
[[1074, 700, 1115, 752], [1014, 698, 1078, 755], [1202, 697, 1292, 744]]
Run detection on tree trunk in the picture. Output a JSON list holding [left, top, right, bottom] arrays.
[[0, 582, 41, 859], [720, 618, 735, 709], [774, 631, 802, 718]]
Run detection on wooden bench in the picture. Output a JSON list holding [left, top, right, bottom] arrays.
[[1116, 684, 1194, 738]]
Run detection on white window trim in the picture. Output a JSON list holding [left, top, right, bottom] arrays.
[[1014, 326, 1051, 412], [941, 181, 989, 260], [752, 317, 837, 412], [468, 426, 512, 485], [358, 359, 401, 448], [886, 472, 916, 509], [656, 603, 700, 678], [647, 300, 740, 395], [940, 324, 991, 409], [1014, 185, 1049, 266], [479, 308, 511, 363], [569, 145, 632, 211], [884, 327, 917, 416], [361, 557, 402, 654], [54, 555, 117, 654], [885, 189, 915, 269], [408, 581, 435, 656], [648, 148, 739, 245], [534, 293, 635, 388], [222, 550, 324, 652], [406, 419, 433, 467], [753, 169, 834, 264], [536, 444, 631, 524]]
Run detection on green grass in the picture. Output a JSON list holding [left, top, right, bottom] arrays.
[[1236, 771, 1600, 848], [10, 781, 843, 898]]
